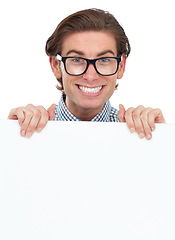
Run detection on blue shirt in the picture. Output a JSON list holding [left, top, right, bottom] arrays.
[[54, 95, 119, 122]]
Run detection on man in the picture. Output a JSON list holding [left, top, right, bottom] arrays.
[[8, 8, 165, 140]]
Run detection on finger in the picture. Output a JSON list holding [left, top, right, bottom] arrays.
[[20, 105, 41, 137], [117, 104, 126, 122], [124, 107, 136, 133], [140, 108, 154, 140], [8, 108, 18, 119], [147, 109, 156, 132], [48, 104, 56, 120], [8, 107, 25, 125], [146, 108, 165, 132], [149, 108, 166, 125], [35, 105, 49, 132], [132, 105, 146, 138]]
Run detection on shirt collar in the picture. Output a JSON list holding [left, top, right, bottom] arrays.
[[57, 94, 112, 122]]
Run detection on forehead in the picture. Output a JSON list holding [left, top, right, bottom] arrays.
[[61, 31, 117, 57]]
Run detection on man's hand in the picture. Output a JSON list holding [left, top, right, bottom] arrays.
[[8, 103, 165, 140], [117, 104, 166, 140], [8, 104, 56, 137]]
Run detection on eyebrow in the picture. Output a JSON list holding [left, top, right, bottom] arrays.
[[66, 50, 84, 56], [66, 49, 116, 57], [97, 50, 115, 57]]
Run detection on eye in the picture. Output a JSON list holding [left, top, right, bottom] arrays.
[[73, 58, 81, 62], [71, 58, 85, 64], [99, 58, 111, 64], [101, 58, 109, 62]]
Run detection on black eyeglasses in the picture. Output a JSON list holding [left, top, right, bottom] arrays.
[[55, 55, 122, 76]]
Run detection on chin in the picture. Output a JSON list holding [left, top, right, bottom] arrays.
[[78, 100, 105, 111]]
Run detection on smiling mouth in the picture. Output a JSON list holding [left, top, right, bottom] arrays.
[[78, 85, 103, 94]]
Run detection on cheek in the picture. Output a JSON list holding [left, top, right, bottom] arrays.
[[106, 76, 117, 88], [62, 75, 76, 94], [106, 77, 118, 95]]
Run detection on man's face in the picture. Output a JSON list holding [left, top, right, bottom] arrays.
[[51, 31, 126, 120]]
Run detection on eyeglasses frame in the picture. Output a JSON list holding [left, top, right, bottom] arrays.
[[55, 55, 122, 76]]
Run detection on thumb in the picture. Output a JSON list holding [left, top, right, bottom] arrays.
[[117, 104, 126, 122], [48, 104, 56, 120]]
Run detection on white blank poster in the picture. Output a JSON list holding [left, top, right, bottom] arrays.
[[0, 120, 175, 240]]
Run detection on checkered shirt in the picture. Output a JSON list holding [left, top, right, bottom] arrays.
[[54, 94, 119, 122]]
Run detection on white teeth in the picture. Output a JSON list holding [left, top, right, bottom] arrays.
[[79, 86, 102, 94]]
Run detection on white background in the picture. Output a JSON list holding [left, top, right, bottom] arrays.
[[0, 0, 174, 123]]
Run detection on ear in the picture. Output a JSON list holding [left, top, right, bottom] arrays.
[[117, 54, 127, 79], [49, 57, 62, 79]]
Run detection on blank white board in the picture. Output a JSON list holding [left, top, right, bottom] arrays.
[[0, 120, 175, 240]]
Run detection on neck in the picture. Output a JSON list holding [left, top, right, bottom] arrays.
[[65, 97, 104, 121]]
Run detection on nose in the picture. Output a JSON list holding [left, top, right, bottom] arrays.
[[83, 63, 99, 81]]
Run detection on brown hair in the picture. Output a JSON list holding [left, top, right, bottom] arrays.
[[45, 8, 131, 91]]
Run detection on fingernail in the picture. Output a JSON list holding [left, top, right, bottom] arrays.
[[21, 130, 25, 136], [130, 128, 135, 133], [151, 127, 155, 131], [26, 132, 32, 138], [37, 128, 42, 133], [146, 134, 152, 140], [139, 133, 145, 138]]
